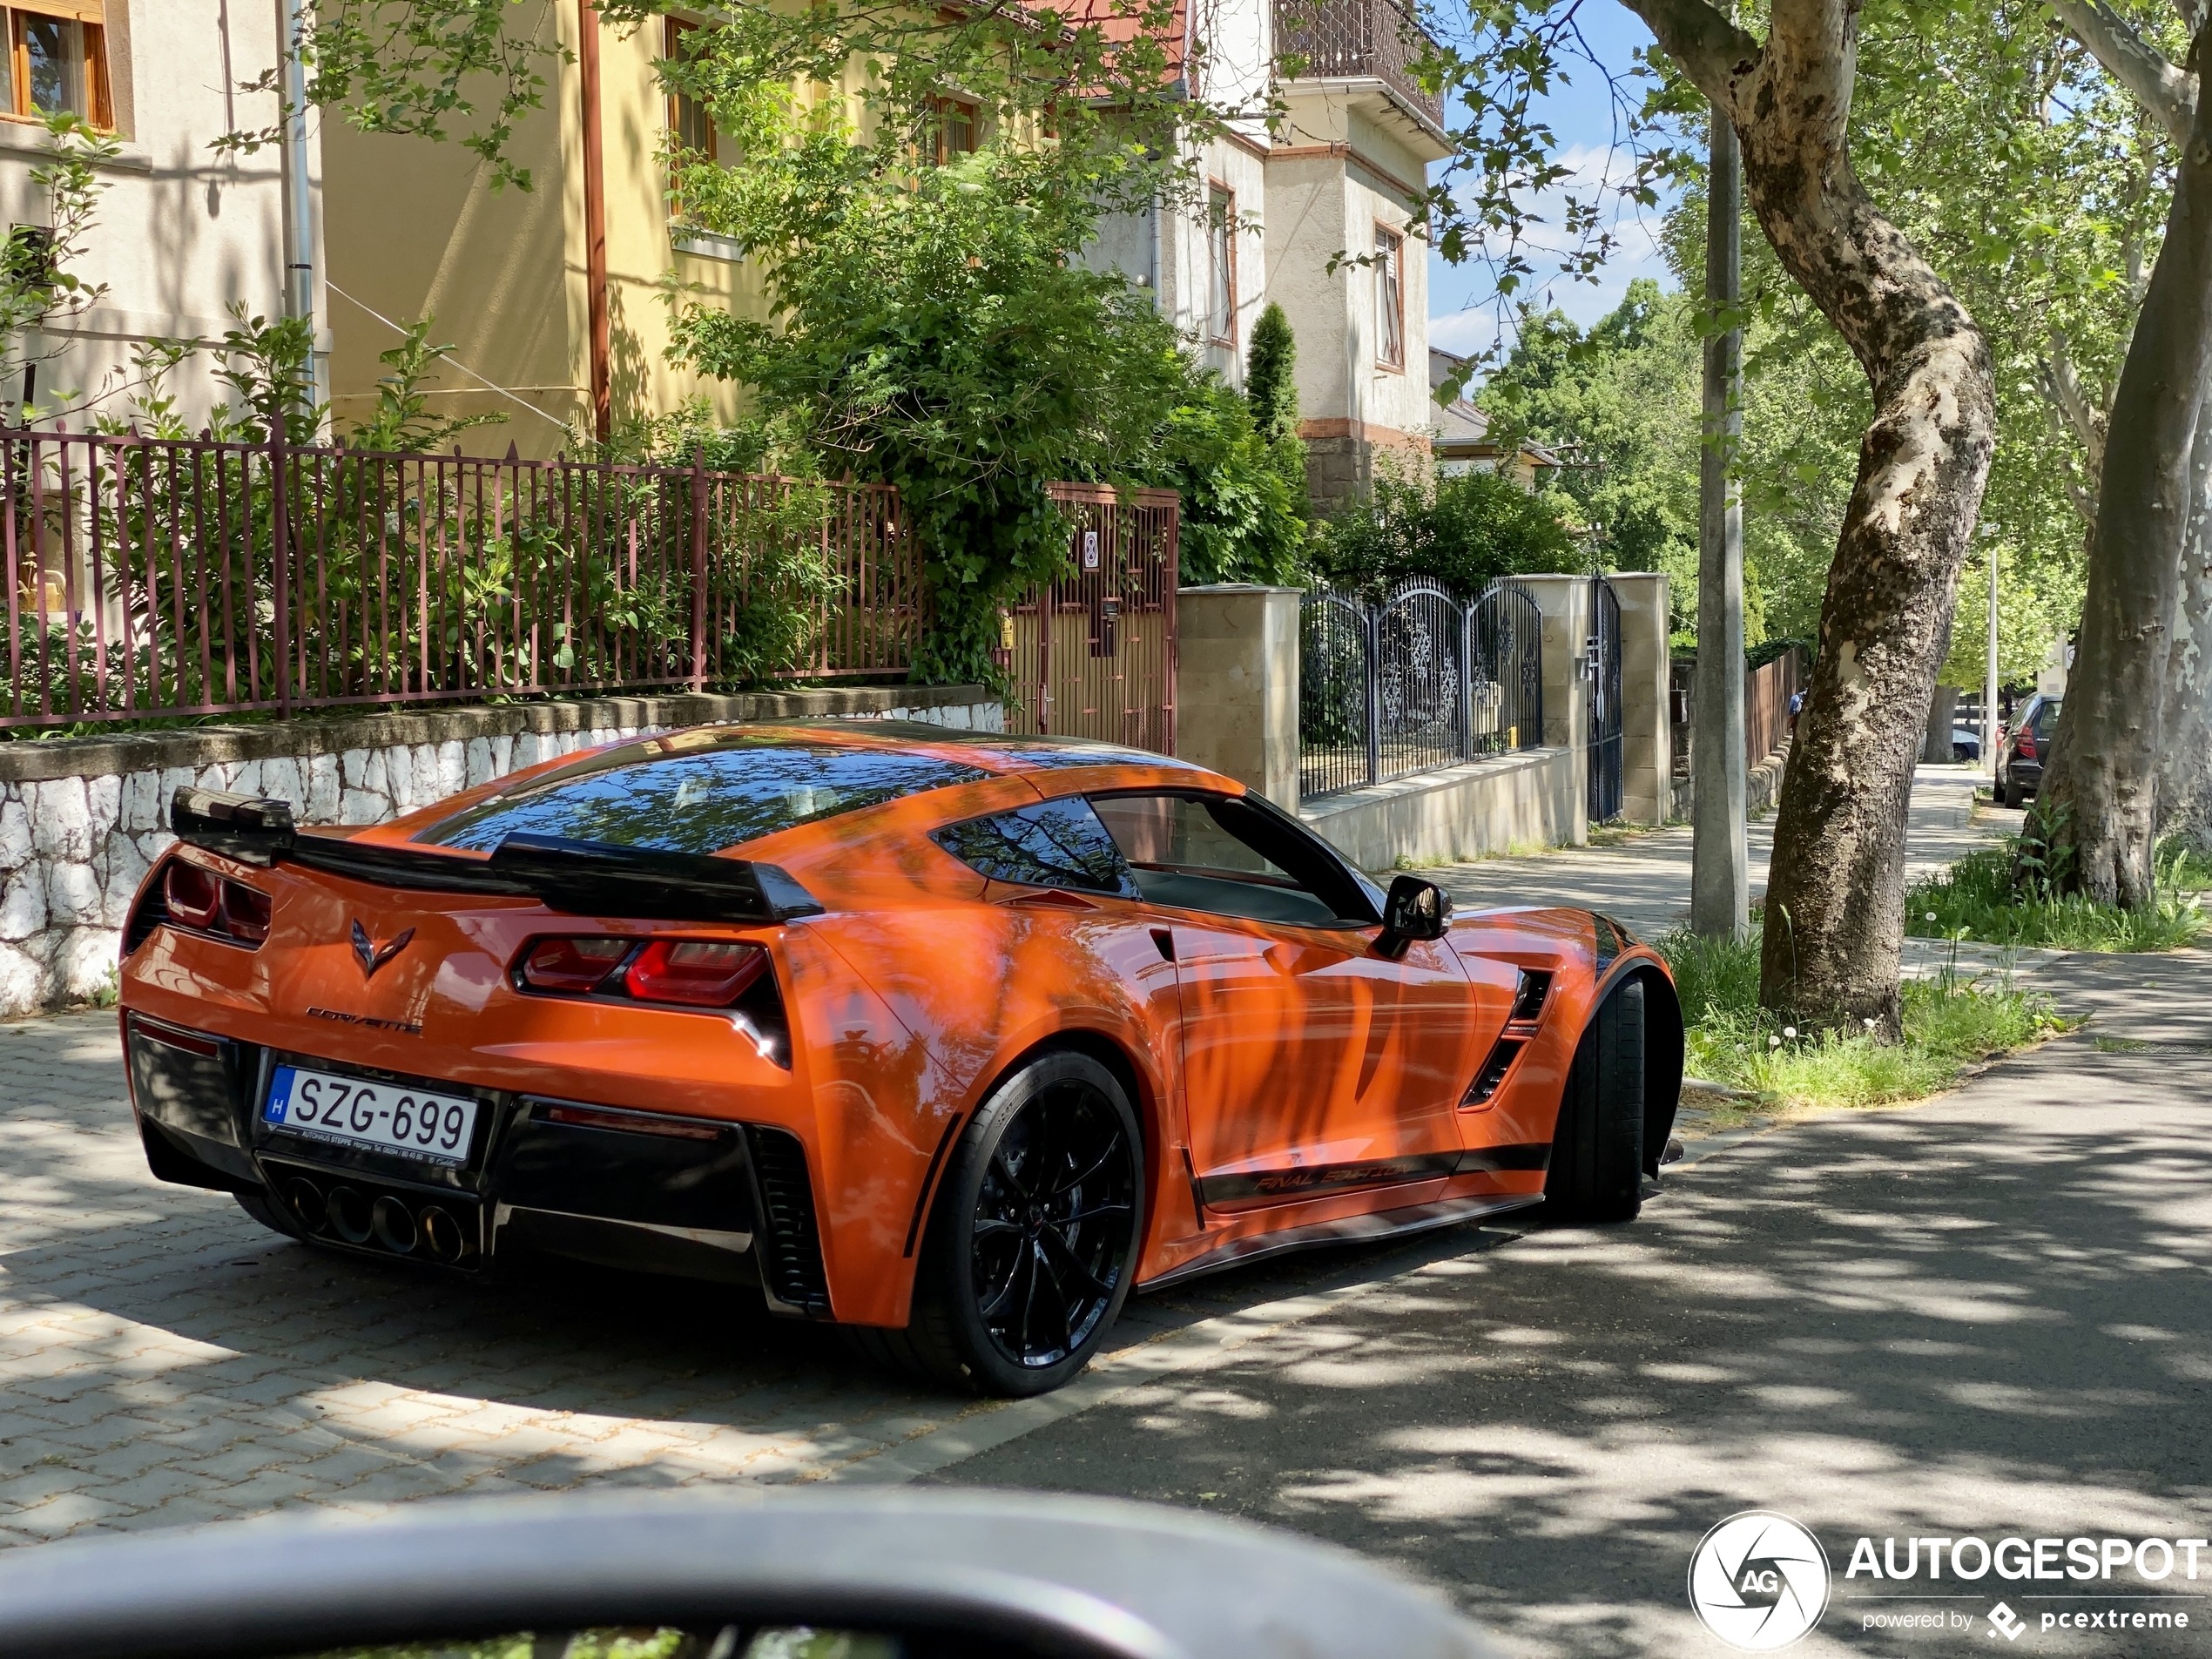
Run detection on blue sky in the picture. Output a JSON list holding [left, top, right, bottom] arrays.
[[1426, 3, 1681, 361]]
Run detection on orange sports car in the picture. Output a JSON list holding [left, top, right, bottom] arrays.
[[119, 722, 1683, 1396]]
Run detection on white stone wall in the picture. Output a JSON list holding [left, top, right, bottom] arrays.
[[0, 698, 1002, 1020]]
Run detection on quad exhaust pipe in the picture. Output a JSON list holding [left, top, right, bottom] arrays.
[[277, 1173, 475, 1264]]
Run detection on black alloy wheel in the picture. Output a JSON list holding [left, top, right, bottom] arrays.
[[852, 1050, 1143, 1397], [968, 1072, 1138, 1372]]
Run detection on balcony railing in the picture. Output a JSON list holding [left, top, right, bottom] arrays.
[[1273, 0, 1445, 132]]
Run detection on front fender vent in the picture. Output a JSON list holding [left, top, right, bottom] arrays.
[[1509, 969, 1551, 1025], [1462, 1037, 1527, 1108], [746, 1126, 832, 1318]]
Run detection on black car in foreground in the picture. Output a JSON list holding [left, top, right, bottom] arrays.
[[1997, 693, 2062, 808]]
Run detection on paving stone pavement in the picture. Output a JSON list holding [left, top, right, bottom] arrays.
[[0, 1009, 1516, 1546]]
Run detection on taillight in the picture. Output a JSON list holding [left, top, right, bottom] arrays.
[[2018, 731, 2037, 760], [624, 940, 770, 1007], [222, 882, 273, 944], [520, 936, 629, 993], [164, 861, 221, 928], [159, 861, 271, 946]]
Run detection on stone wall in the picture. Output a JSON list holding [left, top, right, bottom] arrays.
[[0, 685, 1000, 1018]]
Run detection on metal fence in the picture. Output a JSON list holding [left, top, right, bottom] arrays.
[[999, 483, 1179, 754], [1298, 577, 1543, 800], [1, 428, 921, 731], [1273, 0, 1446, 130]]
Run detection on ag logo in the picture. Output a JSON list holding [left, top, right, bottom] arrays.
[[1687, 1509, 1831, 1650]]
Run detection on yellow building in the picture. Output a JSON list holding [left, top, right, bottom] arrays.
[[325, 0, 1452, 484], [323, 2, 765, 454]]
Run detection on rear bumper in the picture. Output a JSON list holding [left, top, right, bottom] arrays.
[[123, 1012, 832, 1316], [2006, 757, 2044, 794]]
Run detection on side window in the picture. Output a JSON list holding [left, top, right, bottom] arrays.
[[1089, 792, 1377, 927], [931, 798, 1139, 897]]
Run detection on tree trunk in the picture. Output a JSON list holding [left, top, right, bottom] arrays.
[[1623, 0, 1998, 1033], [1923, 685, 1959, 764], [2040, 25, 2212, 906], [2156, 404, 2212, 851]]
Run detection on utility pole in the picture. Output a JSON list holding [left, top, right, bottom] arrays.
[[579, 0, 610, 444], [1985, 532, 2000, 790], [1691, 101, 1748, 939]]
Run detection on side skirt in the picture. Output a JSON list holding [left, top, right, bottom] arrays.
[[1135, 1190, 1546, 1295]]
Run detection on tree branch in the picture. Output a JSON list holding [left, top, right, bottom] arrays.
[[2041, 329, 2110, 470], [1761, 0, 1859, 155], [2050, 0, 2196, 147], [1615, 0, 1760, 118]]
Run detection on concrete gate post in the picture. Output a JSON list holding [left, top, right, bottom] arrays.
[[1516, 575, 1592, 846], [1174, 584, 1303, 812], [1607, 572, 1675, 825]]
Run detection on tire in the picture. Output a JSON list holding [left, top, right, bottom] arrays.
[[858, 1051, 1143, 1398], [1999, 773, 2019, 809], [1545, 979, 1647, 1223]]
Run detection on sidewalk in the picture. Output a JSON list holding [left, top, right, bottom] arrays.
[[1420, 761, 2002, 945]]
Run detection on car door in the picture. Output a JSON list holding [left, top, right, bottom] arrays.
[[1089, 791, 1483, 1214]]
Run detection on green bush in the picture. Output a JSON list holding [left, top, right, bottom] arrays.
[[1311, 467, 1576, 600], [1147, 377, 1305, 587]]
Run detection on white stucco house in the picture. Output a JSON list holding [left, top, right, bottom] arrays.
[[0, 0, 324, 428], [1066, 0, 1452, 507]]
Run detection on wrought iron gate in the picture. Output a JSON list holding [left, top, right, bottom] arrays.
[[1298, 577, 1544, 799], [1588, 573, 1624, 824], [999, 484, 1179, 753]]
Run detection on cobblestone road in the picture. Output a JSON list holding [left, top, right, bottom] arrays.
[[0, 1008, 1474, 1545]]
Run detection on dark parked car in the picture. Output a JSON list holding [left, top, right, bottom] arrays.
[[1952, 726, 1981, 763], [1997, 693, 2062, 807]]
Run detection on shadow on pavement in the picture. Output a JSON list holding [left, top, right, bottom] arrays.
[[931, 1037, 2212, 1658]]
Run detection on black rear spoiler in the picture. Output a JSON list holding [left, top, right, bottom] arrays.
[[169, 788, 826, 922]]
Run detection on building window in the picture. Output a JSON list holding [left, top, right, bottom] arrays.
[[1207, 185, 1236, 346], [664, 19, 717, 162], [0, 3, 111, 128], [1374, 226, 1405, 368], [929, 97, 977, 165]]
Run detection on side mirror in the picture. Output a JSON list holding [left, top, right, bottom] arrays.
[[1380, 874, 1452, 946]]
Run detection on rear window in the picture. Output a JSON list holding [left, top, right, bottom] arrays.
[[931, 799, 1140, 897], [2033, 698, 2062, 737], [416, 734, 991, 855]]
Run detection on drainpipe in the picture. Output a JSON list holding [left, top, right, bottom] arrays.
[[579, 0, 610, 444], [278, 0, 319, 424]]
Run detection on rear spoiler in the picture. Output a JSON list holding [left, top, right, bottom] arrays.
[[169, 787, 826, 922]]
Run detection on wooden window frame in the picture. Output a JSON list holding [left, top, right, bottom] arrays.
[[929, 95, 977, 165], [1206, 182, 1237, 348], [664, 17, 717, 165], [1373, 222, 1406, 372], [0, 2, 112, 130]]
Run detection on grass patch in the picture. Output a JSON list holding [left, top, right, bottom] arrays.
[[1904, 840, 2206, 952], [1655, 926, 2067, 1113]]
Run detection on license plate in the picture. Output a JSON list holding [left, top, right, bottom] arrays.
[[263, 1064, 480, 1166]]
